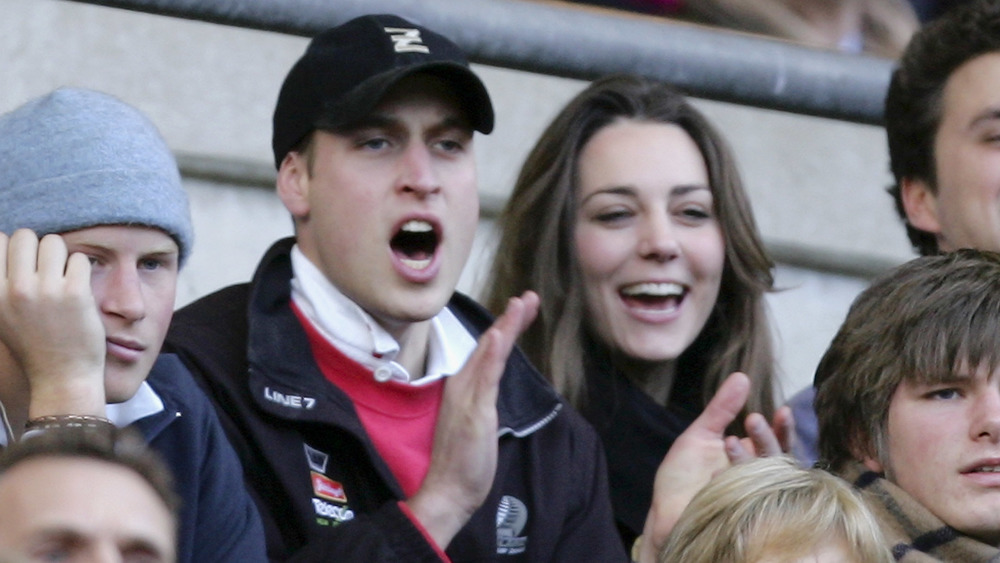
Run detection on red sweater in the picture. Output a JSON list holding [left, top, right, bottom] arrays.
[[293, 303, 444, 498]]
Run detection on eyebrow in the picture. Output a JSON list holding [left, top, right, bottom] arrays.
[[670, 185, 712, 197], [120, 537, 169, 560], [140, 249, 180, 259], [968, 107, 1000, 129], [30, 528, 169, 560], [338, 113, 472, 136], [579, 184, 710, 205], [910, 369, 975, 386], [337, 114, 398, 133], [68, 243, 179, 258]]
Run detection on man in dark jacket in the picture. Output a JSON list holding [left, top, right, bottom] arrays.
[[0, 88, 266, 563], [166, 13, 626, 562]]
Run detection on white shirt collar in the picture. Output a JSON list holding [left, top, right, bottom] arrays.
[[106, 381, 165, 427], [289, 245, 475, 385]]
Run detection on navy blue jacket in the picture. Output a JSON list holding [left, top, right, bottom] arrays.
[[165, 238, 626, 562], [137, 354, 268, 563]]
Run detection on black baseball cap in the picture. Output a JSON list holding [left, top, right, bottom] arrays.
[[271, 14, 495, 169]]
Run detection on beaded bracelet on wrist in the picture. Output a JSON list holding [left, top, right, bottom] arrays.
[[24, 414, 114, 432]]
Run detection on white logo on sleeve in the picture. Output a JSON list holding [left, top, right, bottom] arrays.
[[495, 495, 528, 555], [384, 27, 430, 53]]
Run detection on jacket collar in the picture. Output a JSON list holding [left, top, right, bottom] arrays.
[[245, 237, 562, 436]]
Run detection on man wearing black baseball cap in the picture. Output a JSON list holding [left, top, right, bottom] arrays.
[[166, 14, 625, 561]]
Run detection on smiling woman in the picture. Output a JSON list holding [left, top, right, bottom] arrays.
[[482, 74, 778, 549], [574, 120, 725, 384]]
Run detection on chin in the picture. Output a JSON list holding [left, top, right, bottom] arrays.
[[617, 339, 686, 364], [400, 289, 454, 319], [103, 369, 148, 404], [397, 305, 447, 324]]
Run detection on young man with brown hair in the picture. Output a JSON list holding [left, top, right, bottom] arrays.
[[815, 249, 1000, 559]]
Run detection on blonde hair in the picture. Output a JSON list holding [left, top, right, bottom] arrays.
[[659, 456, 892, 563]]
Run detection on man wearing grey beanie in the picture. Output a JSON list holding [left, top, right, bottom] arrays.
[[0, 88, 266, 563]]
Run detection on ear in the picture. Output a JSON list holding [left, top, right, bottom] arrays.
[[900, 177, 943, 235], [862, 455, 884, 474], [849, 431, 886, 474], [277, 151, 311, 219]]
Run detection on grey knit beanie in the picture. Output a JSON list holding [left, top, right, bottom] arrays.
[[0, 88, 193, 264]]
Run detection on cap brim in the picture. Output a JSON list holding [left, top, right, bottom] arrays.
[[321, 62, 494, 134]]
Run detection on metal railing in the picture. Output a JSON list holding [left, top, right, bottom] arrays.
[[67, 0, 894, 125]]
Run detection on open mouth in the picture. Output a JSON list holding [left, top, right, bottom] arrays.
[[619, 282, 686, 311], [390, 219, 439, 271]]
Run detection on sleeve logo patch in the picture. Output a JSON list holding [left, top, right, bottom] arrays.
[[496, 495, 529, 555]]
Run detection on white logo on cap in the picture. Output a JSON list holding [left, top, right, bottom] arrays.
[[385, 27, 430, 53]]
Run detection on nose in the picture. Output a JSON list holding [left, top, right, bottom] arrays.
[[637, 211, 680, 262], [91, 541, 125, 563], [972, 387, 1000, 443], [96, 265, 146, 323], [398, 143, 440, 198]]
